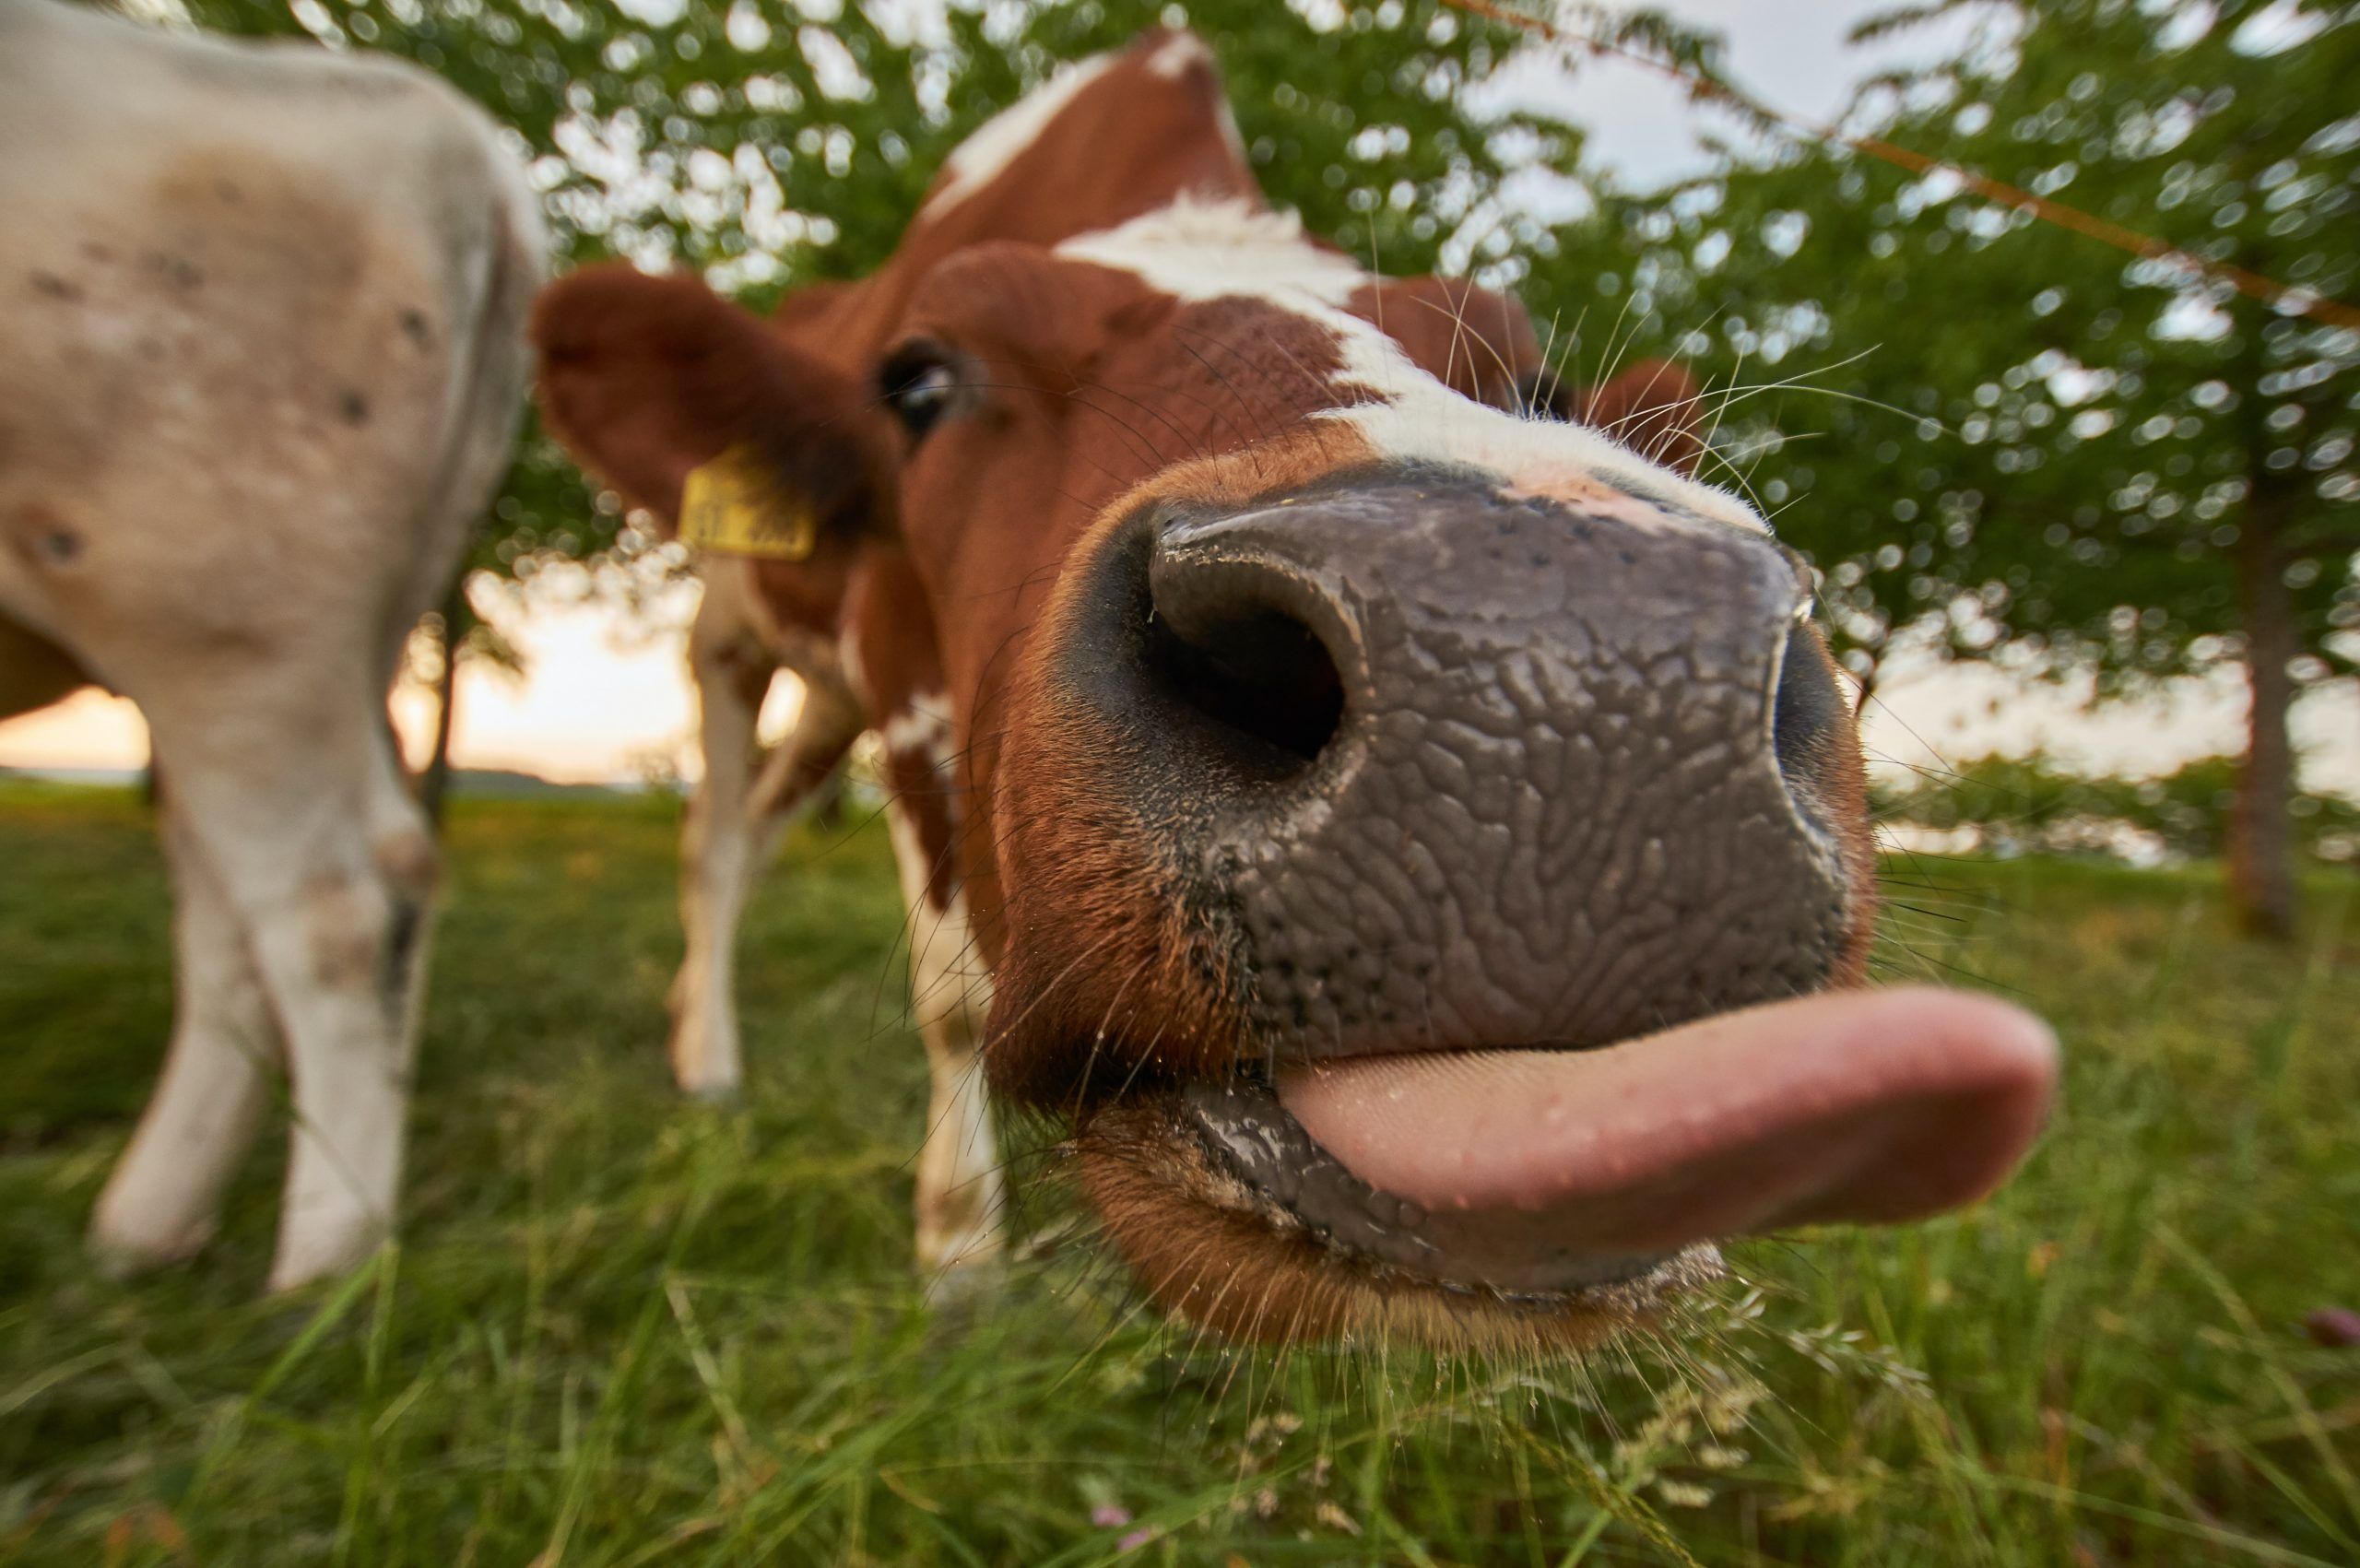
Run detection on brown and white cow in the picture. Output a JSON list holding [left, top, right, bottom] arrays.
[[0, 0, 544, 1289], [536, 30, 2056, 1349]]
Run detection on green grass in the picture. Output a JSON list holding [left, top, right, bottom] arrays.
[[2, 781, 2356, 1566]]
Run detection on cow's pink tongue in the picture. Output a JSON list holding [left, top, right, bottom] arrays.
[[1276, 987, 2056, 1257]]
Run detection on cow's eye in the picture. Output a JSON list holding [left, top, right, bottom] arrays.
[[879, 344, 960, 439]]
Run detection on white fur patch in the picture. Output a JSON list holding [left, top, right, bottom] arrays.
[[1058, 198, 1363, 308], [878, 693, 986, 1026], [879, 692, 960, 952], [880, 784, 1002, 1275], [1146, 30, 1212, 78], [878, 693, 953, 763], [1056, 197, 1768, 536], [924, 53, 1119, 218]]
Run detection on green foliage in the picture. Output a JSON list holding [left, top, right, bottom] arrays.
[[1872, 750, 2360, 863], [1540, 0, 2360, 696], [5, 785, 2359, 1562]]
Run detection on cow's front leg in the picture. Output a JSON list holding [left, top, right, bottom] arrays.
[[669, 588, 779, 1098], [267, 799, 436, 1291], [883, 788, 1006, 1282], [910, 920, 1005, 1279], [670, 579, 866, 1098], [89, 799, 281, 1271], [153, 712, 435, 1291]]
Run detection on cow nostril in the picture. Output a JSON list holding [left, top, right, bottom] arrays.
[[1771, 622, 1845, 808], [1146, 600, 1343, 768]]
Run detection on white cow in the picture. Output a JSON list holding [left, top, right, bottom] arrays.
[[0, 0, 546, 1289]]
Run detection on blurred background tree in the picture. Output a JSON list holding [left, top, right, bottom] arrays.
[[1870, 749, 2360, 866], [1537, 0, 2358, 934]]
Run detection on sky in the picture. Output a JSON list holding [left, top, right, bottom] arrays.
[[4, 0, 2354, 794]]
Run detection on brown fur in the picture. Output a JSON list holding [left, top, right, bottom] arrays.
[[1572, 358, 1708, 475], [1347, 276, 1549, 411]]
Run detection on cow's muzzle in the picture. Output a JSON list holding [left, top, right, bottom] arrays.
[[1080, 466, 1859, 1059]]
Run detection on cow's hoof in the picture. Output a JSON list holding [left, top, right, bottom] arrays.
[[88, 1220, 211, 1279], [668, 1032, 743, 1102], [266, 1223, 389, 1294]]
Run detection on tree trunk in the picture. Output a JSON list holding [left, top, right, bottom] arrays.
[[419, 588, 463, 829], [2227, 497, 2297, 938]]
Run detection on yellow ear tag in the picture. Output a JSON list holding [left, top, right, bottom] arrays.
[[677, 446, 818, 560]]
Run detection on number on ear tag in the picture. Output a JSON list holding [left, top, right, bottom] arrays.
[[678, 447, 818, 560]]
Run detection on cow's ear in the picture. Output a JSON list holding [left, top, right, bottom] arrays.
[[530, 264, 891, 533], [1350, 276, 1548, 414], [1552, 358, 1707, 477]]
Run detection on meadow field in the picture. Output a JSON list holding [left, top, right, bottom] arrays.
[[2, 781, 2355, 1566]]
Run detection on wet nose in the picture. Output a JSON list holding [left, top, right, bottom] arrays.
[[1080, 471, 1859, 1058]]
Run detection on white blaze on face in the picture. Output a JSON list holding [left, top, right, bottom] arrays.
[[1056, 197, 1769, 537], [1145, 31, 1211, 77], [922, 52, 1121, 218]]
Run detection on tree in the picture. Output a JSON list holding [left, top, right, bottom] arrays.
[[1871, 749, 2360, 865], [1536, 0, 2357, 934]]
